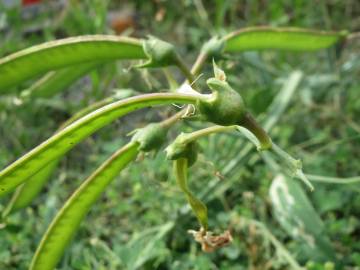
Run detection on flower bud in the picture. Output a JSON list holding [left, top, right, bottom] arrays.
[[165, 133, 198, 166], [139, 36, 179, 68], [201, 37, 225, 57], [131, 123, 168, 152], [197, 63, 246, 126], [198, 77, 246, 126]]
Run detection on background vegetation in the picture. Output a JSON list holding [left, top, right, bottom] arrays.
[[0, 0, 359, 269]]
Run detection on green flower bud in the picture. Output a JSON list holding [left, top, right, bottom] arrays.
[[165, 133, 198, 166], [201, 37, 225, 57], [197, 63, 246, 126], [131, 123, 168, 152], [197, 77, 246, 126], [139, 36, 179, 68]]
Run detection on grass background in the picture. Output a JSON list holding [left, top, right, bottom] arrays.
[[0, 0, 359, 269]]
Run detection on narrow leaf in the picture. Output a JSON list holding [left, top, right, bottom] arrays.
[[22, 62, 102, 99], [30, 142, 139, 270], [2, 161, 58, 216], [0, 35, 146, 92], [0, 93, 200, 197], [174, 158, 208, 230], [224, 27, 347, 52], [3, 97, 119, 215], [269, 174, 336, 261]]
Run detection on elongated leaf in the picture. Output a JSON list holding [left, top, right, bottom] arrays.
[[117, 222, 174, 269], [22, 62, 102, 98], [269, 174, 335, 261], [2, 161, 58, 216], [30, 142, 139, 270], [3, 96, 120, 215], [174, 158, 208, 230], [0, 93, 200, 197], [224, 27, 347, 52], [0, 35, 146, 92]]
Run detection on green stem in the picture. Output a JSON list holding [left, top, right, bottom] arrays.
[[238, 113, 272, 150], [160, 110, 186, 128], [306, 174, 360, 184], [183, 125, 235, 143], [161, 51, 210, 127], [174, 56, 196, 83], [191, 52, 208, 76]]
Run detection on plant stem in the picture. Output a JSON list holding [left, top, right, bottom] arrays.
[[238, 113, 272, 150], [191, 52, 208, 76], [162, 51, 210, 126], [184, 125, 235, 143], [306, 174, 360, 184], [160, 110, 185, 128], [175, 56, 196, 83]]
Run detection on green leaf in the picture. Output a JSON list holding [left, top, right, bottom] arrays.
[[0, 35, 146, 93], [174, 158, 208, 230], [21, 62, 102, 99], [224, 27, 347, 52], [0, 93, 201, 197], [2, 161, 58, 216], [269, 174, 336, 261], [3, 96, 120, 215], [116, 222, 174, 270], [29, 142, 140, 270]]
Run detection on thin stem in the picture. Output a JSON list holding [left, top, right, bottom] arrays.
[[183, 125, 236, 144], [161, 51, 210, 127], [306, 174, 360, 184], [175, 56, 196, 83], [238, 113, 272, 150], [191, 52, 208, 76], [160, 110, 185, 128]]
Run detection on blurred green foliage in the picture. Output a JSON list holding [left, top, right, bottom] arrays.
[[0, 0, 359, 269]]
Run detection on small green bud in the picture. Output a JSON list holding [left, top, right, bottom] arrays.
[[197, 77, 246, 126], [165, 133, 198, 166], [131, 123, 168, 152], [197, 62, 246, 126], [201, 37, 225, 57], [139, 36, 179, 68]]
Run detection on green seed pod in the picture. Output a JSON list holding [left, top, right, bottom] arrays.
[[197, 77, 246, 126], [139, 36, 179, 68], [165, 133, 198, 167], [201, 37, 225, 57], [131, 123, 168, 152]]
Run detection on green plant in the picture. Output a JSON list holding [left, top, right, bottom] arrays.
[[0, 27, 349, 270]]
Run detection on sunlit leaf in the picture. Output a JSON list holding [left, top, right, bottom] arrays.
[[224, 27, 347, 52], [269, 174, 336, 261], [0, 35, 146, 92]]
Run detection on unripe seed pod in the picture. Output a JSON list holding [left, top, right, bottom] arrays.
[[198, 78, 246, 126], [165, 133, 198, 167], [139, 36, 178, 68], [132, 123, 168, 152], [201, 37, 225, 57]]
